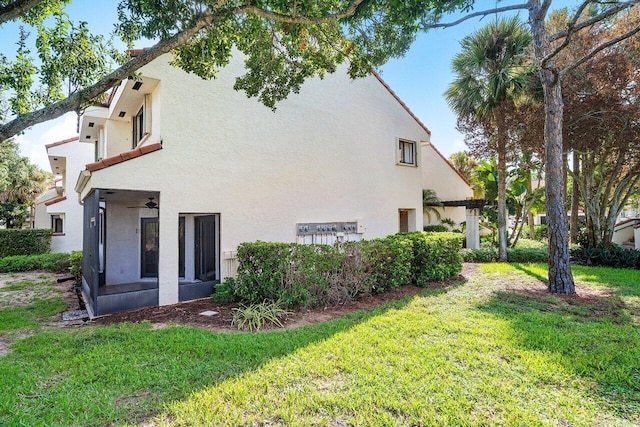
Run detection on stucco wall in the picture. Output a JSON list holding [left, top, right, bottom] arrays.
[[82, 54, 472, 305], [33, 140, 93, 253], [420, 142, 472, 227]]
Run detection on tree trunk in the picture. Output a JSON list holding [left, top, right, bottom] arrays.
[[570, 151, 580, 243], [496, 111, 508, 262], [529, 1, 575, 294]]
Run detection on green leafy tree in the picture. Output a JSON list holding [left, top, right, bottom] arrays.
[[445, 16, 533, 262], [0, 139, 50, 228], [0, 0, 474, 140]]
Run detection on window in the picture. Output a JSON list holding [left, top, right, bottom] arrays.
[[51, 215, 63, 234], [398, 139, 417, 166], [132, 106, 144, 148]]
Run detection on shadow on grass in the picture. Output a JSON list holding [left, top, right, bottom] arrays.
[[510, 263, 548, 282], [478, 284, 640, 419], [0, 280, 463, 427]]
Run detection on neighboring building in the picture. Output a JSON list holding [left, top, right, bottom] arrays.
[[75, 53, 472, 316], [33, 137, 94, 253], [613, 218, 640, 250]]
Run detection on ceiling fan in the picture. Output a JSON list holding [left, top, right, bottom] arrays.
[[127, 197, 159, 209]]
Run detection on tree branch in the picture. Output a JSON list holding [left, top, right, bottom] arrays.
[[560, 21, 640, 76], [541, 0, 592, 67], [237, 0, 366, 24], [549, 0, 640, 42], [0, 0, 368, 140], [0, 0, 46, 25], [0, 9, 219, 141], [425, 3, 529, 29]]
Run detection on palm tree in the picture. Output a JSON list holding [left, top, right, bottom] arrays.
[[445, 16, 533, 261], [422, 189, 442, 223]]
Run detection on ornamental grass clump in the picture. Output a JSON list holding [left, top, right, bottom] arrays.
[[231, 301, 292, 332]]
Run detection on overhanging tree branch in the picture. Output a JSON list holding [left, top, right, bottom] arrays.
[[0, 0, 47, 25], [426, 3, 529, 29], [0, 0, 368, 141], [560, 21, 640, 76], [549, 0, 640, 42]]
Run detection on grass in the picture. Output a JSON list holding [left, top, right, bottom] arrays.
[[0, 264, 638, 426], [0, 297, 67, 332]]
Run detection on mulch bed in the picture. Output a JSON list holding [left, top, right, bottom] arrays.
[[94, 268, 473, 331]]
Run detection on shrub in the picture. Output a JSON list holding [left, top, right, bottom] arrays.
[[231, 301, 292, 332], [463, 246, 548, 263], [571, 244, 640, 269], [402, 232, 463, 284], [0, 229, 52, 257], [521, 224, 548, 241], [0, 253, 70, 273], [355, 235, 413, 292], [423, 224, 448, 233], [227, 232, 463, 309], [69, 251, 82, 282], [506, 247, 548, 263], [212, 279, 237, 303], [462, 247, 498, 263]]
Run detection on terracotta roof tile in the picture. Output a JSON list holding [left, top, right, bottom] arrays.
[[45, 136, 79, 149], [44, 196, 67, 206], [85, 142, 162, 172]]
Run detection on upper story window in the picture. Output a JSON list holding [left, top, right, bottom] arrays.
[[398, 139, 417, 166], [132, 94, 152, 149], [132, 106, 144, 148]]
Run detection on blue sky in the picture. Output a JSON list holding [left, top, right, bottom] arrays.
[[2, 1, 576, 170]]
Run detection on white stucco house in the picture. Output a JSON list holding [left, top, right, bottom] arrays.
[[74, 53, 472, 316], [32, 137, 94, 253]]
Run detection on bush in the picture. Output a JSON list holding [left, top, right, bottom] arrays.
[[506, 247, 548, 263], [462, 246, 548, 263], [423, 224, 449, 233], [0, 229, 52, 257], [402, 232, 463, 284], [521, 224, 548, 241], [226, 232, 463, 308], [212, 279, 237, 303], [462, 247, 498, 263], [571, 244, 640, 269], [354, 235, 413, 292], [0, 253, 70, 273], [69, 251, 82, 282]]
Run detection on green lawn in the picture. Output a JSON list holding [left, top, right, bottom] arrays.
[[1, 264, 638, 426]]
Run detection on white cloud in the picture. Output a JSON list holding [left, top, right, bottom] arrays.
[[16, 113, 77, 171]]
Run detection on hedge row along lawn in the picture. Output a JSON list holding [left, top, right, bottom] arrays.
[[0, 263, 638, 426]]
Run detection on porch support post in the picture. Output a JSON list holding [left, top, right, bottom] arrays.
[[158, 198, 179, 305], [466, 208, 480, 250]]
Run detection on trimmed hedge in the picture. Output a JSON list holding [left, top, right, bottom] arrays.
[[462, 246, 548, 263], [402, 232, 464, 284], [0, 253, 70, 273], [0, 229, 52, 257], [221, 232, 462, 308]]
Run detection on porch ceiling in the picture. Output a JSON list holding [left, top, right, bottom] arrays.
[[98, 189, 159, 203]]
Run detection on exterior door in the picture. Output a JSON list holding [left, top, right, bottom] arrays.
[[194, 215, 218, 281], [141, 218, 159, 277]]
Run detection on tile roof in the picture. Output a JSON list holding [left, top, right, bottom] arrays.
[[85, 142, 163, 172], [45, 136, 79, 149], [44, 196, 67, 206]]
